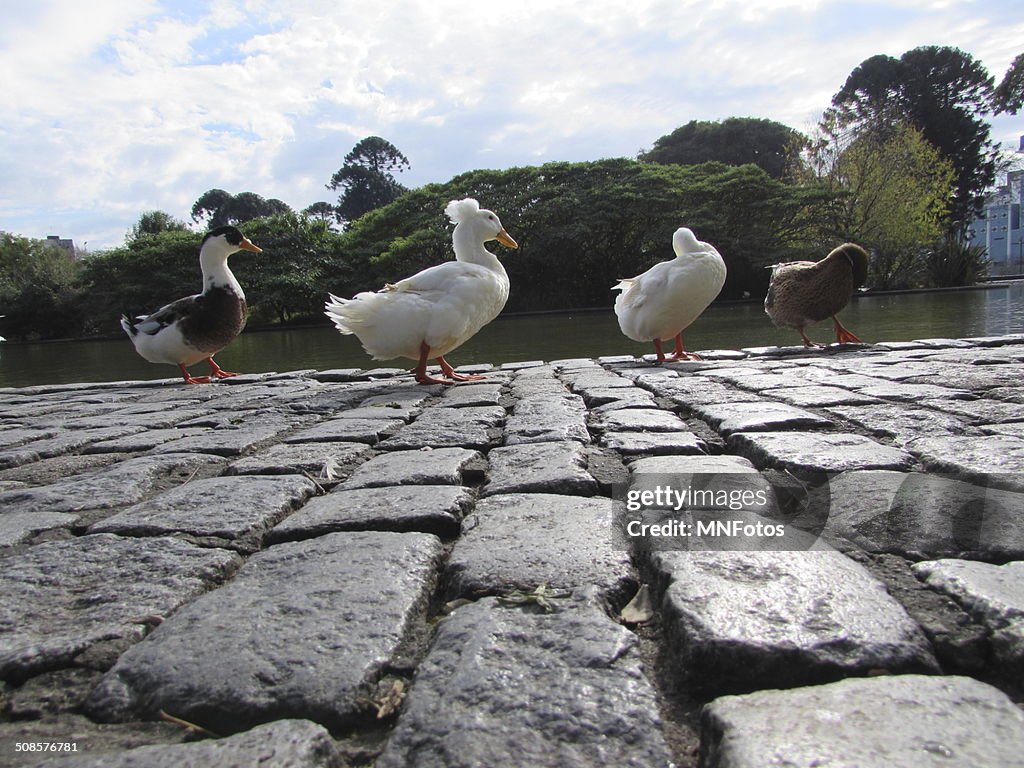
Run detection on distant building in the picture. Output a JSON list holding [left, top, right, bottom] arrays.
[[967, 136, 1024, 276], [43, 235, 78, 260]]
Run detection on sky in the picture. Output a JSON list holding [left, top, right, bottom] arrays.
[[1, 0, 1022, 252]]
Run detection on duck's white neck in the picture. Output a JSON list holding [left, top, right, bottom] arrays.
[[453, 225, 505, 274], [201, 257, 245, 300]]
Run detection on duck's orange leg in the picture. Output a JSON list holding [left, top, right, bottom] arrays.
[[437, 357, 486, 382], [798, 329, 825, 348], [178, 363, 211, 384], [832, 316, 862, 344], [412, 342, 455, 385], [665, 333, 702, 361], [652, 338, 668, 363], [206, 357, 239, 379]]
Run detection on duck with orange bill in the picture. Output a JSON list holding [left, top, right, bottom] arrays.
[[120, 225, 261, 384], [325, 198, 518, 385]]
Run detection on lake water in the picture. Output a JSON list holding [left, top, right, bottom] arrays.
[[3, 283, 1023, 388]]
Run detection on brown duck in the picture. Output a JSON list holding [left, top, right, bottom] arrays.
[[764, 243, 869, 347]]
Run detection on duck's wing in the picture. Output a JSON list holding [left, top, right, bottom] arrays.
[[388, 261, 492, 297], [132, 295, 200, 336]]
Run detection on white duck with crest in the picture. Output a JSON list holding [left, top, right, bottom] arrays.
[[325, 198, 518, 384]]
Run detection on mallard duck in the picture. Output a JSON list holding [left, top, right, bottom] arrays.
[[613, 227, 727, 362], [325, 198, 518, 385], [120, 225, 262, 384], [764, 243, 869, 347]]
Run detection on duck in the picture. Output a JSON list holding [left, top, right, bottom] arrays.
[[120, 225, 262, 384], [613, 227, 727, 362], [764, 243, 869, 347], [325, 198, 518, 385]]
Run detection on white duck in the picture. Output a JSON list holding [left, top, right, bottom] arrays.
[[613, 227, 727, 362], [325, 198, 518, 385], [120, 225, 262, 384]]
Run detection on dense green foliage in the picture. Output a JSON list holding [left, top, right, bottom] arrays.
[[830, 46, 998, 236], [191, 189, 292, 227], [0, 233, 84, 340], [640, 118, 801, 179], [6, 45, 1014, 342]]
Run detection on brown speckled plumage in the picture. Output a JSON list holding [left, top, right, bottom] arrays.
[[765, 243, 869, 346]]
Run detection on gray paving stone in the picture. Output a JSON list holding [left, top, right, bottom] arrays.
[[585, 388, 659, 411], [761, 385, 882, 407], [650, 549, 938, 691], [439, 382, 505, 407], [913, 559, 1024, 672], [85, 531, 444, 733], [592, 408, 690, 432], [909, 367, 1021, 391], [626, 455, 777, 517], [826, 404, 973, 444], [269, 485, 474, 541], [446, 493, 632, 599], [227, 441, 371, 477], [505, 395, 590, 445], [379, 406, 504, 450], [342, 447, 482, 489], [638, 375, 761, 407], [0, 535, 240, 682], [694, 402, 833, 436], [0, 453, 225, 518], [284, 417, 404, 445], [980, 420, 1024, 439], [89, 474, 316, 547], [27, 719, 342, 768], [729, 432, 914, 477], [329, 404, 419, 421], [565, 371, 636, 391], [482, 441, 597, 496], [83, 427, 212, 453], [601, 430, 705, 455], [377, 595, 672, 768], [858, 382, 975, 402], [820, 471, 1024, 559], [151, 417, 302, 456], [0, 426, 144, 468], [0, 428, 57, 450], [700, 675, 1024, 768], [0, 508, 79, 548], [906, 435, 1024, 489], [920, 397, 1024, 424]]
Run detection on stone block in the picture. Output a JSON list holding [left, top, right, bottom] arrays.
[[482, 442, 597, 496], [85, 532, 444, 733]]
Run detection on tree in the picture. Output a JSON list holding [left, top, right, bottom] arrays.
[[129, 210, 190, 240], [327, 136, 410, 227], [830, 46, 997, 236], [0, 233, 83, 340], [191, 189, 292, 227], [639, 118, 804, 179], [328, 158, 821, 309], [302, 201, 337, 224], [801, 117, 955, 288], [995, 52, 1024, 114]]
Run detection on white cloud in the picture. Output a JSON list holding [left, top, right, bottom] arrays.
[[0, 0, 1020, 249]]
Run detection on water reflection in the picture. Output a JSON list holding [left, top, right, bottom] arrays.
[[3, 283, 1022, 388]]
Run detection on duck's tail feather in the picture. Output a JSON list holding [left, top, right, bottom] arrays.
[[120, 314, 138, 338]]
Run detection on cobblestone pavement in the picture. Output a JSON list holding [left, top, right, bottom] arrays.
[[2, 336, 1024, 767]]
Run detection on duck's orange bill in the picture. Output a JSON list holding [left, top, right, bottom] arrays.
[[496, 230, 518, 249], [240, 238, 263, 253]]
